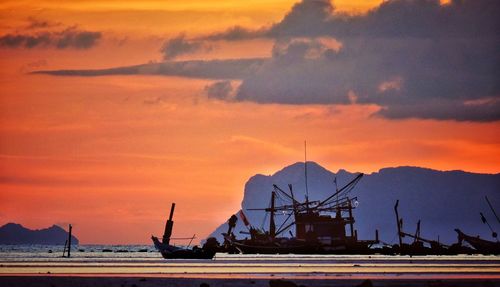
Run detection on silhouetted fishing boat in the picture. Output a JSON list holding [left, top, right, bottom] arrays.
[[450, 196, 500, 255], [152, 203, 220, 259], [223, 170, 380, 254], [393, 200, 475, 255], [154, 146, 498, 256], [454, 229, 500, 254]]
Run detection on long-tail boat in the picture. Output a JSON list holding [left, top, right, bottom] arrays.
[[152, 203, 220, 259]]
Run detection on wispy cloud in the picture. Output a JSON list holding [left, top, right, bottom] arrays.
[[33, 58, 265, 79], [25, 17, 62, 30], [160, 33, 211, 60], [0, 26, 102, 49]]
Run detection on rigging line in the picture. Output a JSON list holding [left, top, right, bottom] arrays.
[[323, 191, 356, 206], [485, 196, 500, 225], [187, 234, 195, 248], [335, 182, 358, 196], [169, 237, 198, 240], [275, 221, 296, 236], [273, 184, 299, 205], [276, 212, 294, 235], [316, 173, 363, 209], [274, 190, 287, 203], [481, 212, 499, 242]]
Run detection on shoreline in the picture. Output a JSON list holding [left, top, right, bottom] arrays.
[[2, 273, 500, 279]]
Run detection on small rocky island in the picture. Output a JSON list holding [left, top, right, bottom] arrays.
[[0, 223, 79, 245]]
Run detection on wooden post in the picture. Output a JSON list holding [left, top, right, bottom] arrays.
[[67, 224, 72, 258], [394, 200, 403, 247]]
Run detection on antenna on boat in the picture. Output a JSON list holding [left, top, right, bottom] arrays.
[[304, 140, 309, 211]]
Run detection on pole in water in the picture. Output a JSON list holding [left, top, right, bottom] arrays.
[[67, 224, 72, 258]]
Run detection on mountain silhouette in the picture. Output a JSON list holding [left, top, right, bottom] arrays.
[[0, 223, 79, 245], [209, 162, 500, 245]]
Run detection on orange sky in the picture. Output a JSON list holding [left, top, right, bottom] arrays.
[[0, 0, 498, 244]]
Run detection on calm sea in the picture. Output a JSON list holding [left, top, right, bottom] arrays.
[[0, 245, 499, 280]]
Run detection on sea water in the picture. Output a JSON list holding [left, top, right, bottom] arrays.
[[0, 245, 499, 280], [0, 244, 158, 260]]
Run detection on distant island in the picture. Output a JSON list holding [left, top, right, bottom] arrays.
[[0, 223, 79, 245]]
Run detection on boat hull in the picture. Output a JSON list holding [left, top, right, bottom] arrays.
[[152, 236, 215, 259]]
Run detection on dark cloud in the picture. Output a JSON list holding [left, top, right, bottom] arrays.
[[33, 0, 500, 122], [268, 0, 335, 38], [197, 0, 335, 41], [201, 26, 268, 41], [235, 35, 500, 121], [204, 81, 234, 100], [377, 97, 500, 122], [160, 34, 210, 60], [55, 28, 101, 49], [200, 0, 335, 41], [231, 0, 499, 122], [211, 0, 499, 40], [33, 58, 265, 79], [0, 27, 102, 49]]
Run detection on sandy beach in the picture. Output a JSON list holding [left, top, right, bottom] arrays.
[[1, 251, 499, 287], [1, 275, 500, 287]]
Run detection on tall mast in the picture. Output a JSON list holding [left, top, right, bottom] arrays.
[[270, 191, 276, 238], [289, 184, 298, 216], [394, 200, 403, 247], [163, 203, 175, 245], [304, 141, 309, 211]]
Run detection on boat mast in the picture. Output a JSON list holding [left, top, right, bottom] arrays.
[[413, 220, 421, 245], [289, 184, 298, 216], [163, 203, 175, 245], [270, 191, 276, 238], [394, 200, 403, 247], [304, 141, 309, 212], [348, 201, 354, 239]]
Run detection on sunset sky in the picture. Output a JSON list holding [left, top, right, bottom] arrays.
[[0, 0, 498, 244]]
